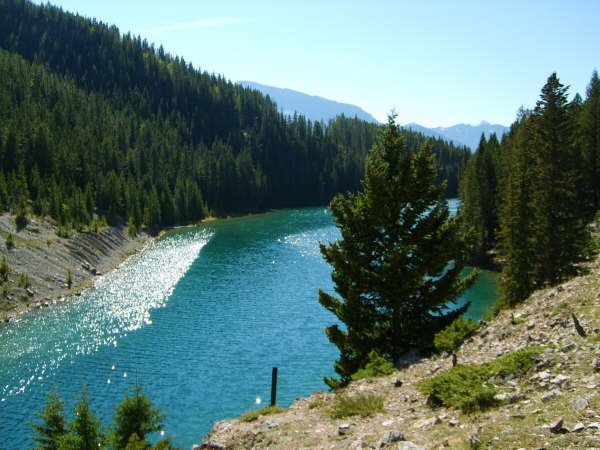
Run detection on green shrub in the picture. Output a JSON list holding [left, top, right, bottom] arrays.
[[17, 273, 30, 288], [239, 405, 285, 422], [330, 393, 384, 419], [434, 318, 478, 354], [352, 351, 395, 381], [418, 346, 542, 412], [15, 209, 28, 230], [5, 233, 14, 249], [0, 256, 9, 282]]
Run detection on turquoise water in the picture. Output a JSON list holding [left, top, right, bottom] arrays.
[[0, 206, 499, 449]]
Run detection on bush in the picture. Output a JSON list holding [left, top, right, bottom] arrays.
[[5, 233, 14, 249], [352, 351, 395, 380], [0, 256, 9, 282], [434, 318, 478, 354], [17, 273, 30, 288], [15, 209, 28, 230], [239, 405, 285, 423], [330, 393, 384, 419], [418, 346, 542, 412]]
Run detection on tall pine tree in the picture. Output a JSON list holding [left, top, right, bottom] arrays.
[[528, 73, 588, 284], [319, 116, 477, 387]]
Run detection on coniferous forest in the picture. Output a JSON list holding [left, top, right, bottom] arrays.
[[0, 0, 470, 233], [460, 72, 599, 305]]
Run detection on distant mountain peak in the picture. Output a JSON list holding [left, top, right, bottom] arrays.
[[402, 122, 509, 151], [239, 81, 380, 124]]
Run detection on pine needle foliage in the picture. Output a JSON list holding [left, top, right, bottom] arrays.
[[319, 116, 478, 387]]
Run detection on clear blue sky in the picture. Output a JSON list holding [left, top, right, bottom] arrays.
[[32, 0, 600, 127]]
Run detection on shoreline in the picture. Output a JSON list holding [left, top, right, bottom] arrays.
[[0, 214, 151, 324]]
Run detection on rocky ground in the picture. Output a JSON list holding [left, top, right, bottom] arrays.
[[199, 253, 600, 449], [0, 214, 148, 322]]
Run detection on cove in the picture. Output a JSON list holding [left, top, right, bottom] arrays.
[[0, 205, 499, 449]]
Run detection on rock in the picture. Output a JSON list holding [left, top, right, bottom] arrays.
[[198, 441, 226, 449], [531, 370, 553, 381], [391, 377, 403, 387], [430, 365, 441, 374], [587, 422, 600, 429], [593, 358, 600, 372], [265, 420, 278, 429], [413, 416, 441, 429], [549, 418, 568, 434], [396, 442, 425, 450], [560, 343, 576, 352], [468, 435, 482, 448], [382, 420, 394, 427], [570, 422, 585, 432], [541, 389, 561, 401], [448, 419, 459, 427], [494, 393, 509, 402], [379, 430, 405, 446], [572, 396, 589, 411], [549, 374, 569, 385], [338, 423, 350, 435]]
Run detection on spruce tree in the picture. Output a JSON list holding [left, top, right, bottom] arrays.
[[319, 116, 478, 386], [580, 70, 600, 211], [111, 385, 164, 449], [30, 389, 67, 450], [57, 389, 103, 449], [528, 73, 588, 284]]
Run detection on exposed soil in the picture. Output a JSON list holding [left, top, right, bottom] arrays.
[[0, 214, 148, 322]]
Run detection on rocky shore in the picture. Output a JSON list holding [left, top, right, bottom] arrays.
[[0, 214, 149, 322], [198, 253, 600, 449]]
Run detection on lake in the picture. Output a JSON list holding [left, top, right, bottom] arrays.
[[0, 205, 499, 448]]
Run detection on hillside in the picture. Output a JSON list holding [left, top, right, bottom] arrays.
[[198, 251, 600, 449], [0, 214, 148, 322], [0, 0, 471, 231], [239, 81, 380, 124]]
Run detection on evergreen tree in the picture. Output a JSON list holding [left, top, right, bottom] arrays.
[[58, 389, 103, 450], [528, 73, 588, 284], [579, 70, 600, 211], [112, 385, 164, 449], [30, 389, 67, 450], [498, 113, 537, 305], [319, 116, 478, 387], [459, 133, 500, 260]]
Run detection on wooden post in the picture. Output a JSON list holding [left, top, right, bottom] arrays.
[[270, 367, 278, 406]]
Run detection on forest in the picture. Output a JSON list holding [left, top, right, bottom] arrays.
[[460, 71, 599, 305], [0, 0, 470, 233]]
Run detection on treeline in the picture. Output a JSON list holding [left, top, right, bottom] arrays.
[[460, 72, 599, 304], [0, 0, 469, 233]]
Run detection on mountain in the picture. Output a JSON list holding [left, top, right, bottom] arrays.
[[404, 121, 509, 151], [239, 81, 380, 124]]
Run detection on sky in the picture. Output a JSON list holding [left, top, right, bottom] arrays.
[[32, 0, 600, 127]]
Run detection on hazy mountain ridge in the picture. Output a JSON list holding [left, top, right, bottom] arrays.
[[239, 81, 380, 124], [404, 121, 509, 151]]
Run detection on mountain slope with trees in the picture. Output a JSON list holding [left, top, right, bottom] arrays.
[[0, 0, 470, 234]]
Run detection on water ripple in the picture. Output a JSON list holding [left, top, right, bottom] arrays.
[[0, 229, 211, 400]]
